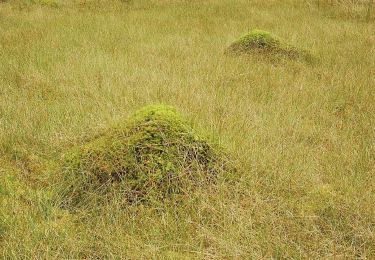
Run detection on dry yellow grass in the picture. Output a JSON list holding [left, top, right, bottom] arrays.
[[1, 0, 374, 258]]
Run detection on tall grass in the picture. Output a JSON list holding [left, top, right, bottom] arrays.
[[310, 0, 374, 21], [1, 0, 375, 258]]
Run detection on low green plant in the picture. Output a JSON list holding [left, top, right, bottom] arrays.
[[226, 29, 313, 61], [57, 105, 230, 208]]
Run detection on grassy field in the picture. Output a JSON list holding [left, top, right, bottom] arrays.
[[1, 0, 375, 258]]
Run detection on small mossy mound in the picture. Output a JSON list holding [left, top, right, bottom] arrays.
[[226, 29, 312, 61], [59, 105, 230, 207]]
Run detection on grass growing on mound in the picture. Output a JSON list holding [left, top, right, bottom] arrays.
[[226, 29, 312, 61], [58, 105, 230, 208]]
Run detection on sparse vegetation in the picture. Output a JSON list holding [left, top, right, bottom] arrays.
[[0, 0, 374, 258]]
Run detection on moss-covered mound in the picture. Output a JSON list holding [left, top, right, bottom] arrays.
[[226, 29, 312, 61], [59, 105, 230, 207]]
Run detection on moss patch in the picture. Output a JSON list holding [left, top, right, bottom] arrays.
[[58, 105, 231, 207], [226, 29, 312, 61]]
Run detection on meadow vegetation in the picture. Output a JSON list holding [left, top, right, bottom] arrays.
[[0, 0, 374, 258]]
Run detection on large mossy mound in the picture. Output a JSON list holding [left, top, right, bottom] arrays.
[[226, 29, 312, 61], [59, 105, 230, 207]]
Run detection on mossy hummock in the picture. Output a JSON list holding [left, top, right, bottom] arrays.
[[60, 105, 229, 206], [226, 29, 312, 61]]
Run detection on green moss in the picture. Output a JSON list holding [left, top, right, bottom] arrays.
[[59, 105, 230, 207], [226, 29, 312, 61]]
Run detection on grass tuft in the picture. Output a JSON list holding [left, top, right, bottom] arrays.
[[57, 104, 231, 208], [226, 29, 313, 62]]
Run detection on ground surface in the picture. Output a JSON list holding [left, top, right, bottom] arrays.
[[0, 0, 375, 258]]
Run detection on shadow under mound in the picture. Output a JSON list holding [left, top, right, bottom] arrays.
[[226, 29, 313, 62], [57, 105, 231, 208]]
